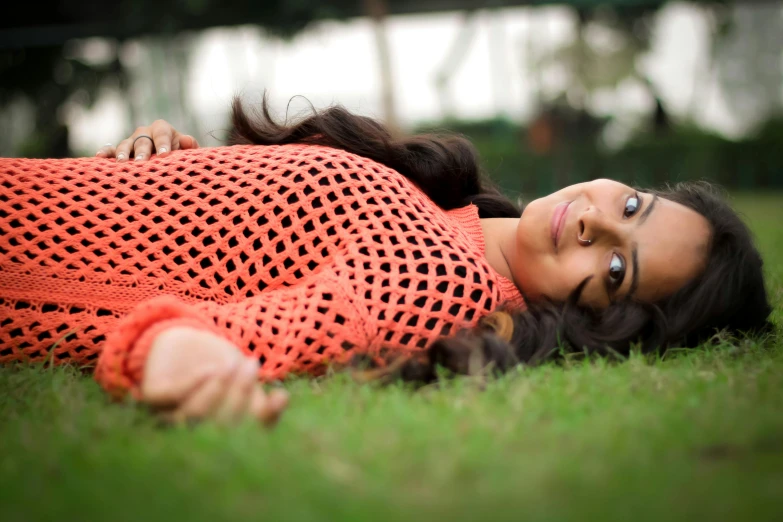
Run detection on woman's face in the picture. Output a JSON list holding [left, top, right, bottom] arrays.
[[511, 179, 711, 308]]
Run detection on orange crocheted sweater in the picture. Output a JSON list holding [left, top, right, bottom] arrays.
[[0, 144, 524, 397]]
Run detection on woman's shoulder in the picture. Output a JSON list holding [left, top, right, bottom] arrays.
[[210, 142, 387, 166], [218, 142, 417, 192]]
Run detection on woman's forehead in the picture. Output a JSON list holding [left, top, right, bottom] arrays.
[[633, 197, 710, 302]]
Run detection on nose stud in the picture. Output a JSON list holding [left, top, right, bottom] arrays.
[[578, 236, 592, 246]]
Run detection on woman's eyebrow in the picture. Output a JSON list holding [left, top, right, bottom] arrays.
[[627, 194, 658, 298], [629, 245, 640, 298], [639, 194, 659, 225]]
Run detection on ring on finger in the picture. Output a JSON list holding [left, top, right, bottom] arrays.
[[132, 135, 154, 148]]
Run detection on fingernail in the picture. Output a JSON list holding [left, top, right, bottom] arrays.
[[135, 154, 145, 161], [95, 151, 102, 156], [117, 153, 126, 161], [158, 147, 167, 154]]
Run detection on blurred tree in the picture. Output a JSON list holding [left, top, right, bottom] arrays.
[[708, 2, 783, 134], [532, 4, 671, 136], [0, 0, 346, 157], [0, 44, 127, 157], [364, 0, 399, 133], [5, 0, 776, 158], [434, 11, 480, 119]]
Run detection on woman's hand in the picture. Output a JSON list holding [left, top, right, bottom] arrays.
[[96, 120, 199, 162], [140, 326, 288, 425]]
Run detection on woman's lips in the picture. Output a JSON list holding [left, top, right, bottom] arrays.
[[551, 201, 571, 251]]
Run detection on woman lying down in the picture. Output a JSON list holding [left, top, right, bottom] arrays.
[[0, 98, 771, 424]]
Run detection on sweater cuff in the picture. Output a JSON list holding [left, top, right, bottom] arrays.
[[95, 295, 222, 399]]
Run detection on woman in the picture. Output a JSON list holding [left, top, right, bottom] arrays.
[[1, 98, 771, 424]]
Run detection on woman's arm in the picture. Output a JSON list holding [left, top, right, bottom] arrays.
[[96, 120, 199, 162], [96, 267, 375, 422]]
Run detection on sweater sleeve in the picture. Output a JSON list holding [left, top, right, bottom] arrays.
[[95, 269, 375, 399]]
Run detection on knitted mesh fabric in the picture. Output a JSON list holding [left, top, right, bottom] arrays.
[[0, 144, 524, 395]]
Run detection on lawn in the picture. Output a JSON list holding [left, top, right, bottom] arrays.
[[1, 193, 782, 522]]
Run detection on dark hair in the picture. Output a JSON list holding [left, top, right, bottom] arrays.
[[229, 96, 520, 219], [229, 95, 772, 381]]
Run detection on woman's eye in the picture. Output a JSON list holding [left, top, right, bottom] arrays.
[[623, 194, 640, 218], [609, 253, 625, 288]]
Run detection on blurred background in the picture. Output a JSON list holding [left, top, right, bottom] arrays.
[[1, 0, 782, 196]]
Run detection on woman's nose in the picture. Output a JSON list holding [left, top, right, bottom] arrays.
[[578, 207, 623, 245]]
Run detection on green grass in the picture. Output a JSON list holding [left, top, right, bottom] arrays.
[[2, 193, 783, 522]]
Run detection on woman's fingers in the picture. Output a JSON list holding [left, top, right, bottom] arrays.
[[169, 360, 241, 422], [102, 120, 196, 161], [150, 120, 173, 158], [214, 359, 259, 423], [114, 137, 133, 162], [115, 126, 156, 162], [174, 134, 199, 151], [152, 364, 289, 426], [132, 133, 155, 162], [95, 143, 116, 158], [116, 128, 150, 162], [141, 365, 217, 408], [252, 388, 290, 426]]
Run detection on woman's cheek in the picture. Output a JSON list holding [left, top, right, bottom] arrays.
[[522, 254, 579, 303], [559, 252, 595, 293]]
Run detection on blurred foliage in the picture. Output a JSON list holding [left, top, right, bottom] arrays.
[[534, 5, 658, 95], [2, 0, 781, 172], [2, 1, 693, 44], [0, 0, 348, 157], [467, 0, 783, 195], [0, 1, 346, 42], [709, 2, 783, 130], [0, 45, 126, 157], [530, 2, 711, 135], [417, 115, 783, 197]]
